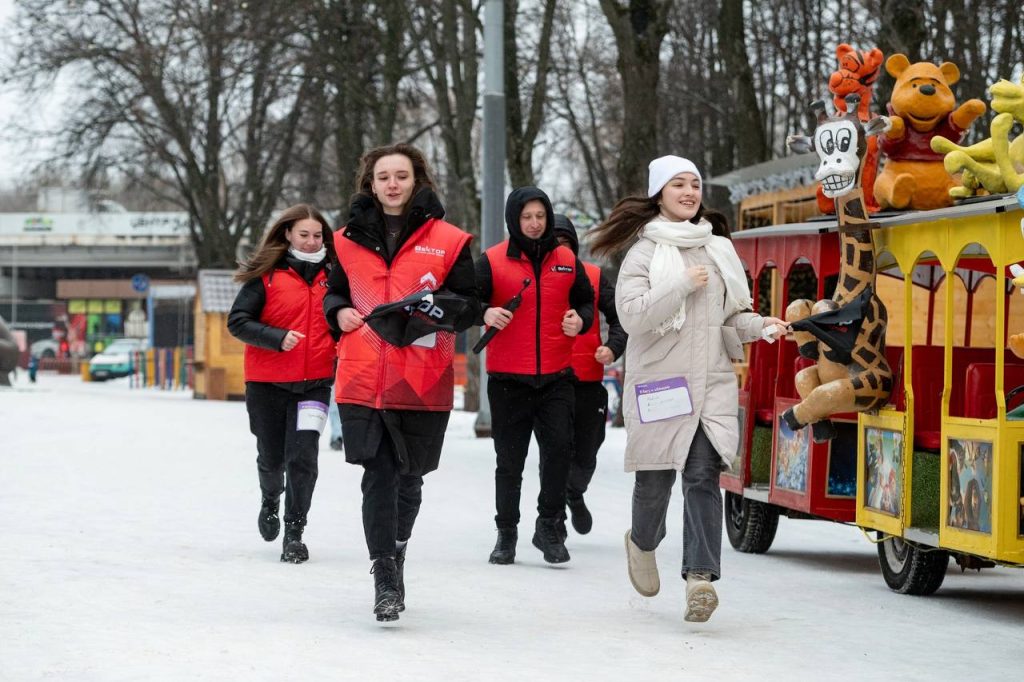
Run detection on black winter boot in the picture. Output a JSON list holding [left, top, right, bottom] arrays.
[[555, 513, 568, 543], [567, 494, 593, 535], [532, 517, 570, 564], [371, 557, 401, 622], [258, 496, 280, 542], [488, 528, 518, 565], [395, 541, 408, 613], [280, 522, 308, 563]]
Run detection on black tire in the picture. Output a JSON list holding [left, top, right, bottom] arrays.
[[876, 532, 948, 595], [725, 491, 780, 553]]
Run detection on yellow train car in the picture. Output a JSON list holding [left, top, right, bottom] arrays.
[[862, 193, 1024, 593], [728, 192, 1024, 595]]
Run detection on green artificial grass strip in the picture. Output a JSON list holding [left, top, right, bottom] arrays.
[[751, 425, 773, 484], [910, 450, 941, 530]]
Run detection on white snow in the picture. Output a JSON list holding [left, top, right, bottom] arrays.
[[2, 374, 1022, 681]]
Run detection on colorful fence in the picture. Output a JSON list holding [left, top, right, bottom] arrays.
[[128, 347, 194, 390]]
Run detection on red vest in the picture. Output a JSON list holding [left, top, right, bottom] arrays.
[[244, 267, 335, 382], [485, 241, 577, 375], [571, 262, 604, 382], [334, 219, 471, 410]]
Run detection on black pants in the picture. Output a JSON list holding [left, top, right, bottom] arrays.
[[567, 380, 609, 498], [361, 433, 425, 560], [489, 375, 574, 529], [245, 382, 330, 526]]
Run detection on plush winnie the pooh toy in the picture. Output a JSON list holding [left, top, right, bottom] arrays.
[[874, 54, 986, 211]]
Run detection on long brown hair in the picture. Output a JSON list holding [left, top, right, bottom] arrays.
[[234, 204, 336, 283], [352, 143, 437, 210], [588, 193, 720, 258]]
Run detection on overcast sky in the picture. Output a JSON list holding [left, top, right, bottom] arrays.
[[0, 0, 68, 188]]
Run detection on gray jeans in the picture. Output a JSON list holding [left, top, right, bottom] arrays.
[[630, 424, 723, 581]]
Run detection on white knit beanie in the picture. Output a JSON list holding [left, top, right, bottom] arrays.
[[647, 155, 702, 198]]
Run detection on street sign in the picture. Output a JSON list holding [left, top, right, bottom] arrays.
[[131, 273, 151, 293]]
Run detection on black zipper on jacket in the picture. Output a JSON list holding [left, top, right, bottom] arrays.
[[534, 256, 543, 375]]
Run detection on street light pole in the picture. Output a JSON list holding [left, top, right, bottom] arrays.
[[473, 0, 506, 438]]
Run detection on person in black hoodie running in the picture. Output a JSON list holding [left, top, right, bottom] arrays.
[[552, 214, 627, 537], [476, 187, 594, 565], [228, 204, 338, 564]]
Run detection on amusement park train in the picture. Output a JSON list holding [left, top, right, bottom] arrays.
[[724, 193, 1024, 595]]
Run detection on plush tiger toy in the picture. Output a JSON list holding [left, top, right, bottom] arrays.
[[818, 44, 885, 214]]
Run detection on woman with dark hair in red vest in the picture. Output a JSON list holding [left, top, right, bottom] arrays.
[[552, 214, 627, 537], [476, 187, 594, 566], [324, 143, 479, 623], [228, 204, 338, 565]]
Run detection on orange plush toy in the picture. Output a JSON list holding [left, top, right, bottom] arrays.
[[820, 44, 885, 214], [874, 54, 986, 211]]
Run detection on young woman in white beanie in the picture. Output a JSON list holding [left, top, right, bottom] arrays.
[[588, 156, 786, 623]]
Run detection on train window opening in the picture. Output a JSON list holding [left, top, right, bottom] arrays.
[[755, 266, 775, 317], [785, 260, 817, 304]]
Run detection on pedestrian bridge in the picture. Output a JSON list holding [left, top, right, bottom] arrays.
[[0, 212, 196, 269]]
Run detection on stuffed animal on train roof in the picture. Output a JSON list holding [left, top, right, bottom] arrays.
[[819, 43, 885, 215], [874, 54, 986, 211], [932, 74, 1024, 198]]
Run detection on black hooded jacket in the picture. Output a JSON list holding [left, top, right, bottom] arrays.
[[475, 187, 595, 384], [552, 214, 627, 363]]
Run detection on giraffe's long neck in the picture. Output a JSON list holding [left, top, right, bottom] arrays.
[[834, 189, 875, 304]]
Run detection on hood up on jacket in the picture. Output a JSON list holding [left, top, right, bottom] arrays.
[[504, 186, 557, 263], [552, 214, 579, 256]]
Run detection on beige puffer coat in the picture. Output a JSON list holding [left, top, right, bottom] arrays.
[[616, 236, 764, 472]]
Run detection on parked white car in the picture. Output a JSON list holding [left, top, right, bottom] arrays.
[[89, 338, 147, 381]]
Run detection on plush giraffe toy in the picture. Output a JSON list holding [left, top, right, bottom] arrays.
[[784, 95, 894, 442], [820, 44, 885, 214]]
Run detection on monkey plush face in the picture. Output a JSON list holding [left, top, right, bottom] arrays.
[[813, 118, 862, 198]]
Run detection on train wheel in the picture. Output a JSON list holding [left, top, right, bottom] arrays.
[[725, 491, 780, 553], [876, 533, 948, 595]]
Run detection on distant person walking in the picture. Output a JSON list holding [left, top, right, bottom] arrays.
[[588, 156, 786, 623], [324, 143, 479, 622], [477, 187, 594, 566], [552, 214, 627, 537], [228, 204, 338, 564]]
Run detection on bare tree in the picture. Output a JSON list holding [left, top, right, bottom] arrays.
[[7, 0, 318, 267], [549, 3, 619, 220], [504, 0, 558, 188], [598, 0, 672, 196], [718, 0, 768, 167]]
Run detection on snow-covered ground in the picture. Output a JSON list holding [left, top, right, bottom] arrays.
[[2, 374, 1021, 681]]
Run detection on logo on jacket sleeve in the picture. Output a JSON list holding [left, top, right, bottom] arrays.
[[551, 265, 574, 273]]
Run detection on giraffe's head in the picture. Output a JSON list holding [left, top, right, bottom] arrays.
[[787, 95, 890, 199]]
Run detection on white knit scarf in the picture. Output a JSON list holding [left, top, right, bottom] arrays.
[[643, 218, 752, 335], [288, 246, 327, 263]]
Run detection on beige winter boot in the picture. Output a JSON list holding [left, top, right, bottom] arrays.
[[624, 531, 660, 597], [684, 573, 718, 622]]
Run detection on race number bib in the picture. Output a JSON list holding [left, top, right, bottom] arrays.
[[296, 401, 328, 433], [635, 377, 694, 423]]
